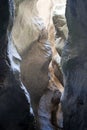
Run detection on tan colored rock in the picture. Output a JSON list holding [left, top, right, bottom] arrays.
[[48, 60, 63, 93], [12, 0, 44, 55], [20, 25, 52, 115], [14, 0, 24, 15], [13, 0, 52, 116], [37, 0, 53, 29], [56, 103, 63, 129], [37, 0, 66, 29], [13, 1, 66, 129]]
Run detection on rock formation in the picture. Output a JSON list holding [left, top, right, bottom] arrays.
[[21, 27, 52, 116], [38, 89, 63, 130], [61, 0, 87, 130], [0, 0, 35, 129], [38, 89, 61, 130], [13, 0, 41, 55], [52, 2, 68, 56], [13, 0, 52, 121], [38, 57, 64, 130], [12, 0, 67, 129]]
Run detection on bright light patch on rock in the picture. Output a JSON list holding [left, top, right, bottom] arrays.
[[8, 34, 21, 72]]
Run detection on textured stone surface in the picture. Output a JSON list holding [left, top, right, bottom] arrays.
[[53, 2, 68, 56], [0, 0, 35, 129], [21, 28, 52, 115], [38, 88, 63, 130], [13, 0, 52, 117], [12, 0, 66, 129], [61, 0, 87, 130], [13, 0, 42, 55]]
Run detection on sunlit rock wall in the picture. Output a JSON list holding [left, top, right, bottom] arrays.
[[13, 0, 41, 55], [13, 0, 52, 118], [53, 1, 68, 56], [12, 0, 67, 129]]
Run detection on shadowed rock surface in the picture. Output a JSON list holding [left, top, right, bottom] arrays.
[[38, 57, 64, 130], [61, 0, 87, 130], [38, 89, 62, 130], [0, 0, 35, 130]]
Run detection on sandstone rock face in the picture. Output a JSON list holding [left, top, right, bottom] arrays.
[[37, 0, 67, 86], [38, 90, 57, 130], [38, 89, 63, 130], [13, 0, 52, 117], [37, 1, 65, 130], [21, 27, 52, 115], [38, 53, 64, 130], [0, 0, 35, 129], [37, 0, 53, 29], [13, 0, 42, 55], [13, 0, 66, 129], [52, 1, 68, 55], [37, 0, 66, 29], [14, 0, 24, 15]]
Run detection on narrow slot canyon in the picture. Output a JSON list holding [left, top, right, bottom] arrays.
[[12, 0, 68, 129], [0, 0, 86, 130]]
